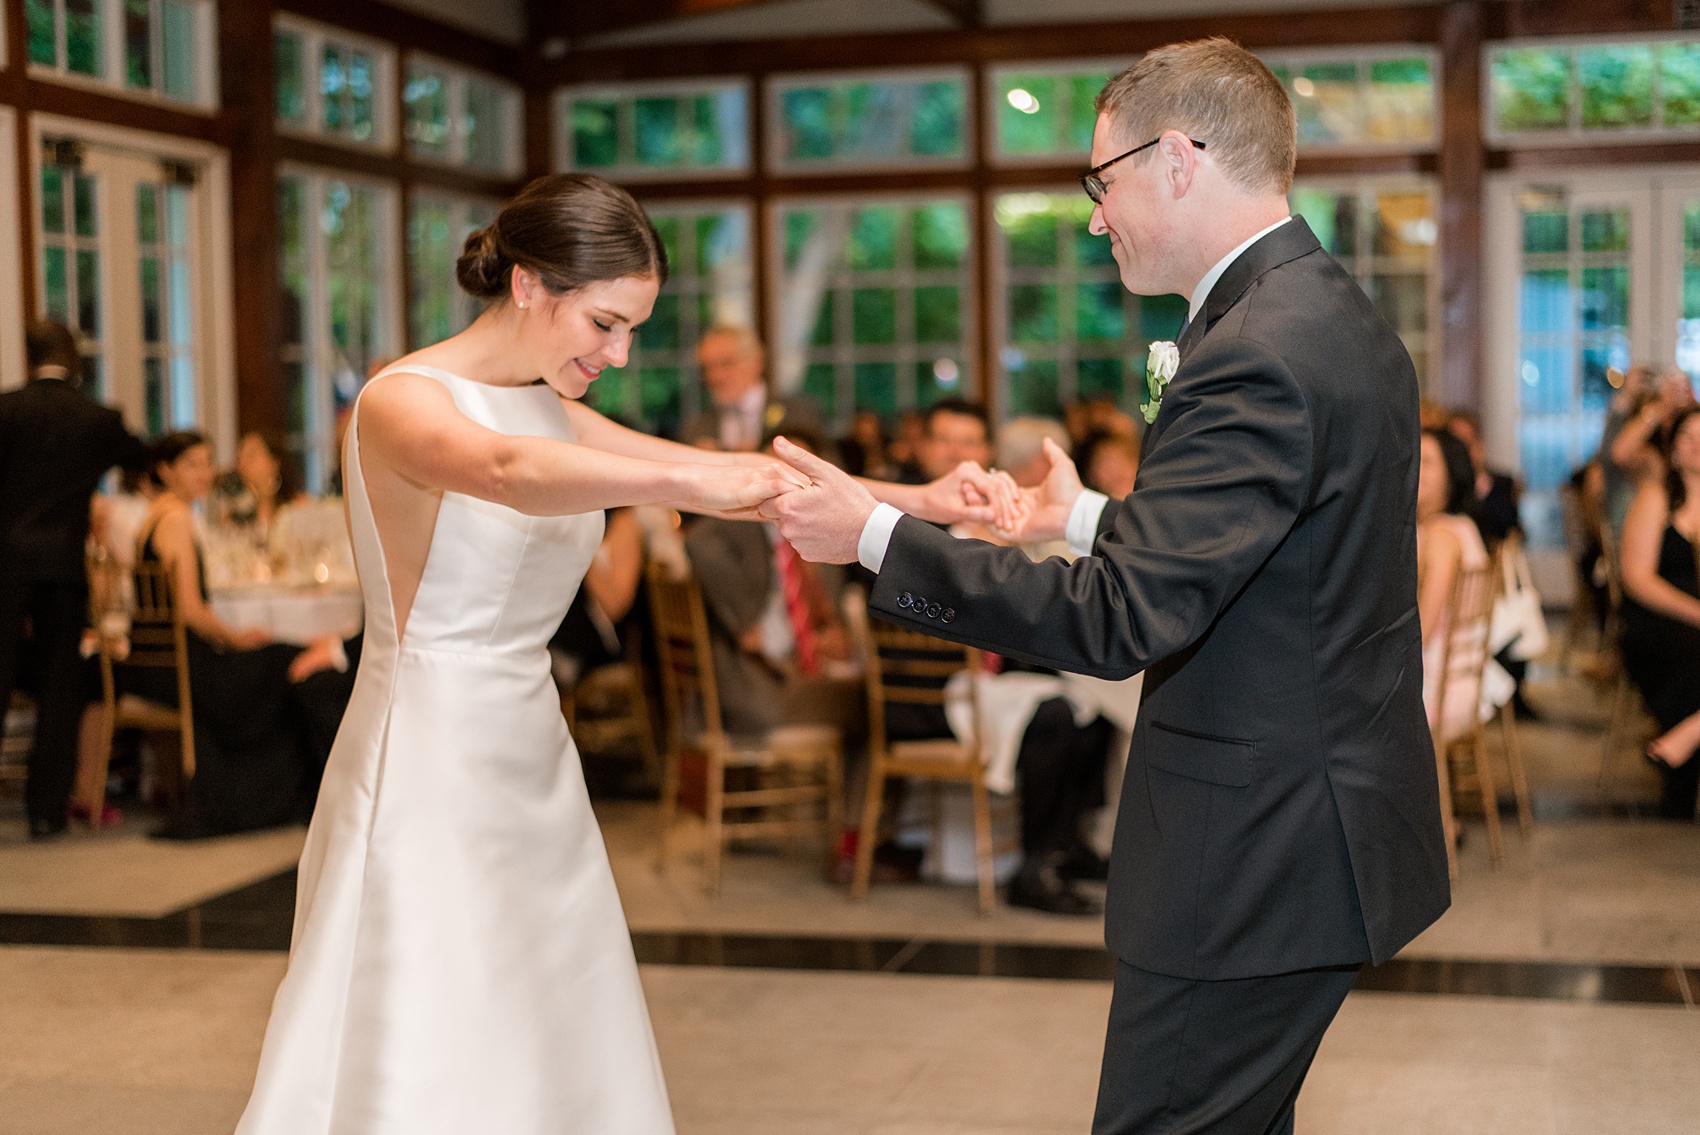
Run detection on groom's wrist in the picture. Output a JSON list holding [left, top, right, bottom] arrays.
[[1066, 490, 1110, 557], [858, 503, 904, 573]]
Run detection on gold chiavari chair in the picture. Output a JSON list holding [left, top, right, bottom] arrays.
[[101, 560, 196, 802], [647, 562, 842, 896], [1432, 562, 1504, 880], [855, 618, 1016, 916]]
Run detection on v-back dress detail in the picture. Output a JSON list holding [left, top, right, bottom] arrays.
[[236, 366, 674, 1134]]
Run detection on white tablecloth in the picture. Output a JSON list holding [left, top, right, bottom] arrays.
[[211, 586, 363, 645]]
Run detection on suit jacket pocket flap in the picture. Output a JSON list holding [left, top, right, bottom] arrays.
[[1146, 724, 1255, 787]]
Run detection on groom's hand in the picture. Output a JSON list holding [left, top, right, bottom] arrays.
[[993, 438, 1084, 545], [761, 437, 880, 563]]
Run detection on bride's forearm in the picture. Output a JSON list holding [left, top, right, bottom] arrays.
[[494, 435, 699, 515], [562, 398, 753, 466]]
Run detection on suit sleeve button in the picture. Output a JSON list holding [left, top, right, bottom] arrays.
[[925, 602, 941, 619], [897, 592, 913, 609], [940, 608, 955, 624], [913, 596, 927, 613]]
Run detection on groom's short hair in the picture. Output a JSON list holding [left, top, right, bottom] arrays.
[[1096, 38, 1295, 196]]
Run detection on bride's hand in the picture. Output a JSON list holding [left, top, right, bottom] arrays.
[[680, 460, 807, 519]]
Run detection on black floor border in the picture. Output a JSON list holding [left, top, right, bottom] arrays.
[[1, 870, 1693, 1008]]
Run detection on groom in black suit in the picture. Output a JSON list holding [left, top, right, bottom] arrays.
[[764, 38, 1450, 1134]]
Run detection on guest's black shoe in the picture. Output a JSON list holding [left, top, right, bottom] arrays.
[[28, 817, 68, 842], [1056, 844, 1110, 882], [1007, 859, 1101, 916]]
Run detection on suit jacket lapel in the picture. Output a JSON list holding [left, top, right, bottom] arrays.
[[1176, 217, 1323, 366]]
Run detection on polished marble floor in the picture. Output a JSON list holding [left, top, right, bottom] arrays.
[[1, 669, 1697, 1133]]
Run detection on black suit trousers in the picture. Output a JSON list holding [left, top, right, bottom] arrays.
[[1092, 960, 1358, 1135], [0, 577, 89, 825]]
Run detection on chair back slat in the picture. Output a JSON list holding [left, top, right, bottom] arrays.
[[127, 562, 186, 669], [645, 561, 723, 746], [862, 618, 979, 756]]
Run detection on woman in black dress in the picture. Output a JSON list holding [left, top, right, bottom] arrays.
[[129, 432, 343, 837], [1619, 405, 1700, 819]]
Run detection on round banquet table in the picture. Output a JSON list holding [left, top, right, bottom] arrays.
[[210, 585, 364, 645]]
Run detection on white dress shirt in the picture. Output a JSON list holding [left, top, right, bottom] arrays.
[[857, 215, 1292, 573]]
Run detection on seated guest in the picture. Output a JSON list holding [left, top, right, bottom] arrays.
[[839, 410, 893, 480], [917, 399, 994, 485], [1620, 406, 1700, 819], [996, 417, 1071, 489], [886, 410, 926, 483], [1078, 431, 1140, 501], [214, 430, 304, 546], [1446, 410, 1520, 547], [1605, 366, 1689, 535], [1417, 427, 1493, 741], [128, 431, 345, 838], [684, 431, 860, 738], [680, 325, 822, 451]]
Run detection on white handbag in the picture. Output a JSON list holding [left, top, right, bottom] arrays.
[[1489, 539, 1549, 662]]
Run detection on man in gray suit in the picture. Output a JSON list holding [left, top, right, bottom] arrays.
[[764, 39, 1449, 1134], [680, 325, 824, 451]]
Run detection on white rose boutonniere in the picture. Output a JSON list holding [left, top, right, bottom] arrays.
[[1140, 340, 1180, 424]]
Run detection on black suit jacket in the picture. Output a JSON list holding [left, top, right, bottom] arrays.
[[870, 219, 1449, 980], [0, 378, 145, 581]]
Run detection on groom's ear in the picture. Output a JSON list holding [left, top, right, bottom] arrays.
[[1159, 132, 1201, 195]]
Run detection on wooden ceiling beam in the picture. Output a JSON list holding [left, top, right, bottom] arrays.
[[529, 0, 795, 42]]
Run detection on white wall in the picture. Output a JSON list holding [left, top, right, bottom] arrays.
[[383, 0, 525, 45]]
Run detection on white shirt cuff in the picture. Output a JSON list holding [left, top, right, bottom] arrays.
[[1066, 490, 1110, 557], [858, 503, 904, 573]]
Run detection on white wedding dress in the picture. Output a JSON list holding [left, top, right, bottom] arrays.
[[236, 365, 674, 1134]]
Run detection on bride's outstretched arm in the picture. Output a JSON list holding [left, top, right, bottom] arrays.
[[362, 373, 803, 518], [561, 397, 1019, 526]]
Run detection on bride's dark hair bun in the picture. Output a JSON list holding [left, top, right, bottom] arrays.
[[454, 174, 668, 302]]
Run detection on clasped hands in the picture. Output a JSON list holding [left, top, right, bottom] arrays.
[[749, 435, 1086, 564]]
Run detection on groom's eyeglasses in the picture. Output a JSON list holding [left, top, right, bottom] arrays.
[[1080, 136, 1206, 204]]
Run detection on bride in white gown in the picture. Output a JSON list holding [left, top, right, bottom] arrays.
[[237, 174, 1019, 1134]]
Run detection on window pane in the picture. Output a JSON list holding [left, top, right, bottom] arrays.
[[73, 174, 97, 238], [910, 79, 964, 157], [144, 357, 163, 436], [76, 250, 100, 336], [639, 367, 681, 425], [634, 97, 681, 166], [40, 167, 64, 234], [1293, 62, 1360, 147], [322, 47, 346, 133], [1364, 56, 1433, 143], [1009, 283, 1058, 344], [348, 53, 375, 141], [1075, 282, 1124, 341], [774, 73, 966, 166], [1577, 44, 1653, 129], [1493, 48, 1570, 133], [854, 362, 897, 416], [1007, 359, 1060, 417], [405, 68, 450, 156], [27, 0, 56, 66], [848, 207, 898, 271], [465, 80, 507, 171], [914, 286, 960, 343], [1581, 209, 1629, 252], [1662, 43, 1700, 127], [65, 0, 101, 76], [803, 363, 835, 421], [572, 99, 620, 167], [912, 202, 967, 269], [1522, 210, 1568, 254], [1077, 357, 1123, 401], [275, 32, 305, 122], [124, 0, 150, 89], [137, 184, 158, 244], [637, 294, 681, 350], [687, 94, 723, 165], [407, 198, 453, 348], [140, 256, 161, 342], [997, 74, 1057, 156], [43, 247, 68, 323], [162, 1, 197, 99]]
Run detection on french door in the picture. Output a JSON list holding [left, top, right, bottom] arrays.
[[1486, 168, 1700, 596], [33, 119, 233, 451]]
